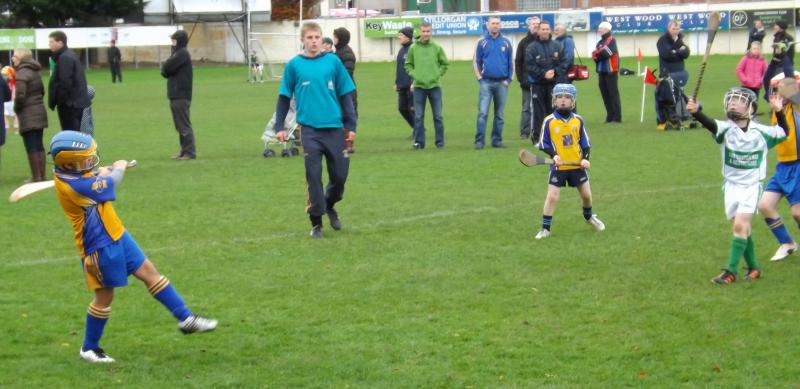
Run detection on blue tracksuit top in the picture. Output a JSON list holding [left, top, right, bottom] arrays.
[[475, 32, 513, 82]]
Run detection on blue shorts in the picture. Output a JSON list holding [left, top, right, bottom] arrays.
[[82, 231, 146, 290], [765, 162, 800, 205]]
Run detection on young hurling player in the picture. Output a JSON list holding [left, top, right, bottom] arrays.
[[535, 83, 605, 239], [50, 131, 217, 363], [273, 22, 357, 239], [758, 77, 800, 261], [687, 89, 788, 285]]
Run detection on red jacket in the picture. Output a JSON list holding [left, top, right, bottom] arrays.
[[736, 53, 767, 89]]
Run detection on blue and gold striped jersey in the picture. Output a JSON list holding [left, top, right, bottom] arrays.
[[540, 111, 591, 171], [54, 169, 125, 257], [772, 103, 800, 163]]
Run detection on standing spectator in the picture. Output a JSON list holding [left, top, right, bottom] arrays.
[[395, 27, 415, 139], [763, 20, 795, 101], [161, 30, 196, 161], [273, 22, 356, 239], [2, 66, 17, 135], [322, 37, 334, 53], [593, 21, 621, 123], [405, 21, 449, 149], [736, 42, 768, 102], [554, 23, 575, 80], [748, 18, 766, 50], [657, 20, 690, 89], [515, 16, 539, 140], [80, 86, 95, 136], [0, 71, 10, 161], [47, 30, 90, 132], [108, 40, 122, 83], [525, 20, 567, 144], [472, 16, 513, 149], [12, 48, 48, 182], [334, 27, 357, 153]]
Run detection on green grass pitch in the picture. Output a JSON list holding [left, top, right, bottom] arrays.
[[2, 54, 800, 387]]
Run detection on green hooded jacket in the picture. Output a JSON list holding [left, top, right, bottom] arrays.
[[404, 38, 449, 89]]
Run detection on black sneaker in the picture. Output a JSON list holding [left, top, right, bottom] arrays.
[[435, 142, 444, 149], [310, 225, 323, 239], [412, 143, 425, 150], [492, 142, 506, 148], [328, 209, 342, 231], [711, 269, 736, 285]]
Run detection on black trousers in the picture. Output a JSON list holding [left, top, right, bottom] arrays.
[[57, 105, 83, 131], [530, 83, 554, 143], [169, 99, 196, 158], [110, 63, 122, 83], [599, 72, 621, 122], [397, 88, 415, 130], [302, 127, 350, 218]]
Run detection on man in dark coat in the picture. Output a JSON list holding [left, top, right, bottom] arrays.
[[161, 30, 196, 160], [748, 18, 766, 50], [395, 27, 415, 138], [594, 21, 622, 123], [48, 30, 90, 132], [334, 27, 357, 153], [515, 16, 539, 139], [108, 40, 122, 83], [763, 20, 795, 101], [525, 20, 567, 144]]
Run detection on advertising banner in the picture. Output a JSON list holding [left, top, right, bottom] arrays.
[[729, 9, 794, 30], [422, 14, 484, 36], [0, 29, 36, 50], [603, 11, 730, 34], [364, 17, 420, 38]]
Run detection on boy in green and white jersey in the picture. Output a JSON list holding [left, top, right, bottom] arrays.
[[687, 88, 789, 285]]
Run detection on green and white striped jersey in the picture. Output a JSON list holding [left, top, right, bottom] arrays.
[[713, 119, 786, 186]]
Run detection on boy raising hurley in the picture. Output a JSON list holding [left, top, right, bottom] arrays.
[[50, 131, 216, 363], [274, 22, 357, 239], [687, 89, 788, 284]]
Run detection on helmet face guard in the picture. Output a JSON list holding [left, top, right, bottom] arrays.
[[49, 132, 100, 173], [723, 87, 757, 120]]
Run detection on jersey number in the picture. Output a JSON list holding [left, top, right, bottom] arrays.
[[561, 134, 574, 147]]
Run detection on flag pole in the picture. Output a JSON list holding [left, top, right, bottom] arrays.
[[640, 66, 647, 123]]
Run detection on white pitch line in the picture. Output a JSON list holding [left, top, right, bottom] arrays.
[[4, 184, 719, 268]]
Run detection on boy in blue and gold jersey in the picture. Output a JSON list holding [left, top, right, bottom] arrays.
[[759, 77, 800, 261], [534, 84, 605, 239], [49, 132, 217, 363]]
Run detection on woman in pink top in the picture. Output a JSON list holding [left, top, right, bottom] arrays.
[[736, 42, 768, 101]]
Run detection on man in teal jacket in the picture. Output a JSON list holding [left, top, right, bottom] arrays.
[[405, 21, 449, 149]]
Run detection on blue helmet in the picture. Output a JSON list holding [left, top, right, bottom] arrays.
[[552, 83, 577, 108], [49, 131, 99, 172]]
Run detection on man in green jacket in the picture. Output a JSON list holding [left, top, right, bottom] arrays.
[[405, 21, 449, 149]]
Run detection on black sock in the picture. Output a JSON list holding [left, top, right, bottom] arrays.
[[542, 215, 552, 231], [310, 215, 322, 227], [583, 207, 592, 221]]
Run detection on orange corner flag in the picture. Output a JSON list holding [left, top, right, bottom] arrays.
[[644, 66, 657, 85], [637, 48, 643, 63]]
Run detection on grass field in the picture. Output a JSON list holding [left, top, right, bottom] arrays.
[[2, 54, 800, 387]]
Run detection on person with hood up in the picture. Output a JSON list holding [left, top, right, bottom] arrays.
[[334, 27, 357, 153], [12, 48, 47, 182], [47, 30, 90, 132], [395, 27, 415, 138], [161, 30, 196, 160]]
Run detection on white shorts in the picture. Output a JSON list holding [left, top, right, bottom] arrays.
[[4, 101, 14, 117], [723, 181, 761, 220]]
